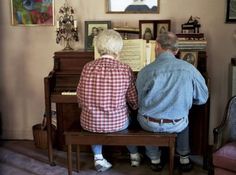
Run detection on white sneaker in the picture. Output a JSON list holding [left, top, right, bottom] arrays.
[[180, 155, 190, 164], [130, 153, 141, 167], [94, 159, 112, 172]]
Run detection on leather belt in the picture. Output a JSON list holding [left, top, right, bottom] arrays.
[[143, 116, 182, 124]]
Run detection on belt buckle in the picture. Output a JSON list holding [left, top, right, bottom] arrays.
[[160, 119, 163, 125], [172, 119, 176, 125]]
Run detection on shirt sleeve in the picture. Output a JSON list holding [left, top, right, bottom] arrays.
[[126, 69, 138, 110], [192, 69, 209, 105]]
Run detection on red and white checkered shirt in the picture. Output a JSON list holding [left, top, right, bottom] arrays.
[[77, 55, 138, 133]]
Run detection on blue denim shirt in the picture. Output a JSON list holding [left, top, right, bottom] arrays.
[[136, 51, 209, 132]]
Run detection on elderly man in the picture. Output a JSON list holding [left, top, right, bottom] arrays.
[[77, 29, 138, 172], [135, 32, 208, 172]]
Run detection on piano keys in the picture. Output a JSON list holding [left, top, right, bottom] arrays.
[[61, 91, 77, 95]]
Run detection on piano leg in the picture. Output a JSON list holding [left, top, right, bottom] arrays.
[[47, 111, 56, 166], [44, 77, 56, 166]]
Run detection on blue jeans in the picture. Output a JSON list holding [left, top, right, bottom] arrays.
[[134, 115, 190, 160], [91, 117, 138, 155]]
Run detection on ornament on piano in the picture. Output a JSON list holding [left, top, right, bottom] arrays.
[[181, 16, 201, 34], [56, 0, 79, 50]]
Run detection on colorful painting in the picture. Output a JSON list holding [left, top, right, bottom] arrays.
[[11, 0, 54, 26]]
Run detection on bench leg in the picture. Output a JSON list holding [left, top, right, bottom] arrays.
[[67, 144, 72, 175], [76, 145, 80, 172], [169, 142, 175, 175]]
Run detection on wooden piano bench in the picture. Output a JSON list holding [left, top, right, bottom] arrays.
[[64, 128, 176, 175]]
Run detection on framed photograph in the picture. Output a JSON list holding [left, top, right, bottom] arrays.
[[10, 0, 54, 26], [139, 20, 171, 41], [180, 51, 198, 67], [85, 21, 112, 50], [226, 0, 236, 23], [106, 0, 159, 14], [139, 21, 155, 41], [156, 20, 171, 36]]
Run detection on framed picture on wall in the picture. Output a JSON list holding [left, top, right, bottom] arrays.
[[10, 0, 54, 26], [106, 0, 159, 14], [226, 0, 236, 23], [139, 20, 171, 41], [180, 51, 198, 67], [156, 20, 171, 36], [85, 21, 112, 51], [139, 21, 155, 41]]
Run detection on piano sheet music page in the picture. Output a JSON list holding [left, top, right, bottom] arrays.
[[94, 39, 156, 71]]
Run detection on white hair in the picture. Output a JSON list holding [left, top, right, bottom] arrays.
[[95, 29, 123, 57]]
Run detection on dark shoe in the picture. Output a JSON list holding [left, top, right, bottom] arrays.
[[150, 161, 164, 172], [177, 155, 193, 172]]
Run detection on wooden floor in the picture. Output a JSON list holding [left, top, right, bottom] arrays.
[[0, 140, 208, 175]]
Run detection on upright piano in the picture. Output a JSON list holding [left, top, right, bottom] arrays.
[[44, 50, 210, 166]]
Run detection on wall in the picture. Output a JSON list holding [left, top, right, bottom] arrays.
[[0, 0, 235, 144]]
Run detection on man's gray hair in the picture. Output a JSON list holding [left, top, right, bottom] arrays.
[[95, 29, 123, 57], [156, 32, 178, 52]]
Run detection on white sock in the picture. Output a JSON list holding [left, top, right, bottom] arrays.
[[94, 154, 103, 160], [130, 153, 140, 159], [151, 159, 160, 164]]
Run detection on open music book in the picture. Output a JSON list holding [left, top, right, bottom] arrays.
[[94, 39, 156, 71]]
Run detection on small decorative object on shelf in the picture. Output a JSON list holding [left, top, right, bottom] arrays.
[[56, 0, 79, 50], [181, 16, 201, 34]]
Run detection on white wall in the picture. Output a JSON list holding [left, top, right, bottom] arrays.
[[0, 0, 235, 144]]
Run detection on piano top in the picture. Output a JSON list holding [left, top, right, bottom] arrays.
[[53, 50, 94, 72], [45, 50, 94, 95]]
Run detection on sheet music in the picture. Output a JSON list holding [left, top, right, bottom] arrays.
[[148, 40, 156, 63], [119, 39, 146, 71], [94, 39, 156, 71]]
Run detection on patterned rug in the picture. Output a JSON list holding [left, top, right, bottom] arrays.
[[0, 147, 79, 175]]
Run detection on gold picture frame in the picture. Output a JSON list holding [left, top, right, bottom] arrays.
[[106, 0, 159, 14], [11, 0, 54, 26], [180, 51, 198, 67]]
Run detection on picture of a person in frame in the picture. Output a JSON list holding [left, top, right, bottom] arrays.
[[181, 52, 198, 67], [157, 24, 169, 35], [87, 27, 99, 49], [142, 27, 153, 41]]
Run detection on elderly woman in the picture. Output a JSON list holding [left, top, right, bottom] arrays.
[[77, 29, 139, 172]]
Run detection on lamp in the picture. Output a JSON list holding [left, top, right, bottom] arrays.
[[56, 1, 79, 50]]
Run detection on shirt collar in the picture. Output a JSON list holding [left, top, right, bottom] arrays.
[[156, 51, 175, 63], [101, 55, 115, 59]]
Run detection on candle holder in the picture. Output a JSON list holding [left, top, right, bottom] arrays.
[[56, 1, 79, 50]]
